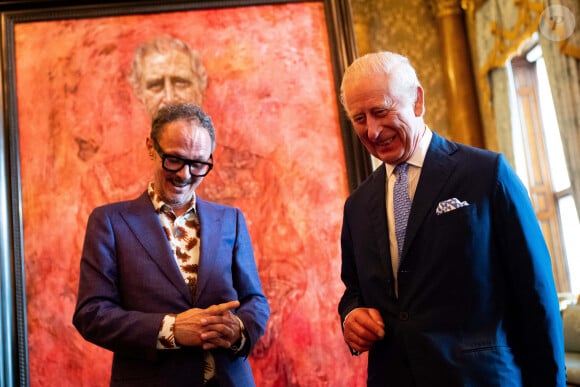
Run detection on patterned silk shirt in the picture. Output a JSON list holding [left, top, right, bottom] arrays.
[[147, 184, 216, 383]]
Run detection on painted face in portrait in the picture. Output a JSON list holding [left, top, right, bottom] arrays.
[[343, 72, 425, 165], [147, 119, 212, 215], [137, 49, 204, 118]]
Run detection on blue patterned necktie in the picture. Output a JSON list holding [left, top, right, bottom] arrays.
[[393, 163, 412, 259]]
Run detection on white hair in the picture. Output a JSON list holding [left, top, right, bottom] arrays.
[[340, 51, 421, 109]]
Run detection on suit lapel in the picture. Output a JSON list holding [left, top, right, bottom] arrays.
[[121, 192, 192, 303], [366, 165, 395, 281], [403, 133, 458, 256], [195, 199, 223, 302]]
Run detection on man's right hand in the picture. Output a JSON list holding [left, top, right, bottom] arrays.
[[342, 307, 385, 353], [174, 300, 240, 346]]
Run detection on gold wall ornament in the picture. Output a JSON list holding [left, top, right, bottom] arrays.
[[432, 0, 484, 16], [430, 0, 463, 17], [482, 0, 544, 71], [462, 0, 487, 13]]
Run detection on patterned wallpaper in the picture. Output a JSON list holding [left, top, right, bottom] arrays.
[[349, 0, 450, 139]]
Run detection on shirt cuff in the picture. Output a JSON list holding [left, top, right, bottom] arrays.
[[343, 310, 360, 356], [157, 314, 180, 349], [230, 315, 247, 354], [343, 309, 357, 329]]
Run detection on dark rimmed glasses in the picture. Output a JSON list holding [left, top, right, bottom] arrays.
[[152, 140, 213, 177]]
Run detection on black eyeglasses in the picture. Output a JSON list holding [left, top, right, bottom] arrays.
[[152, 140, 213, 177]]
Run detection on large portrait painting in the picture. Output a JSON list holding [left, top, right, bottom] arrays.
[[0, 0, 371, 386]]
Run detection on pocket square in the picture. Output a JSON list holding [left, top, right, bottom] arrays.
[[436, 198, 469, 215]]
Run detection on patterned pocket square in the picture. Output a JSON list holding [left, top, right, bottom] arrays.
[[436, 198, 469, 215]]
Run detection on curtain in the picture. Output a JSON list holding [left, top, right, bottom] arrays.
[[473, 0, 580, 220], [539, 0, 580, 220]]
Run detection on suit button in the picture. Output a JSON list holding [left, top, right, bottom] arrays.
[[398, 312, 409, 320]]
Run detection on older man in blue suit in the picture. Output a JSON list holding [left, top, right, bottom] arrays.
[[337, 52, 565, 386], [73, 103, 269, 386]]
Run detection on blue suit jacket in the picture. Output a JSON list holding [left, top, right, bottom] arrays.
[[338, 133, 566, 386], [73, 191, 270, 387]]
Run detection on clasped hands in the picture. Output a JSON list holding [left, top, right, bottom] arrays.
[[343, 307, 385, 354], [174, 300, 242, 350]]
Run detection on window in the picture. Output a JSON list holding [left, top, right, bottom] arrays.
[[508, 43, 580, 295]]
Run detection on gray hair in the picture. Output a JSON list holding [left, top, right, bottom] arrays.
[[128, 34, 208, 97], [151, 103, 216, 152], [340, 51, 421, 109]]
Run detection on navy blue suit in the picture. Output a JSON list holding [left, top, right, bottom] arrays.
[[73, 191, 269, 387], [338, 133, 565, 386]]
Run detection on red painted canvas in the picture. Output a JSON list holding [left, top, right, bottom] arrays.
[[14, 2, 367, 386]]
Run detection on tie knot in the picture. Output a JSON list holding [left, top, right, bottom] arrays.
[[394, 163, 409, 176]]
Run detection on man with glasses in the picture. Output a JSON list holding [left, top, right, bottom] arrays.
[[73, 103, 270, 386]]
